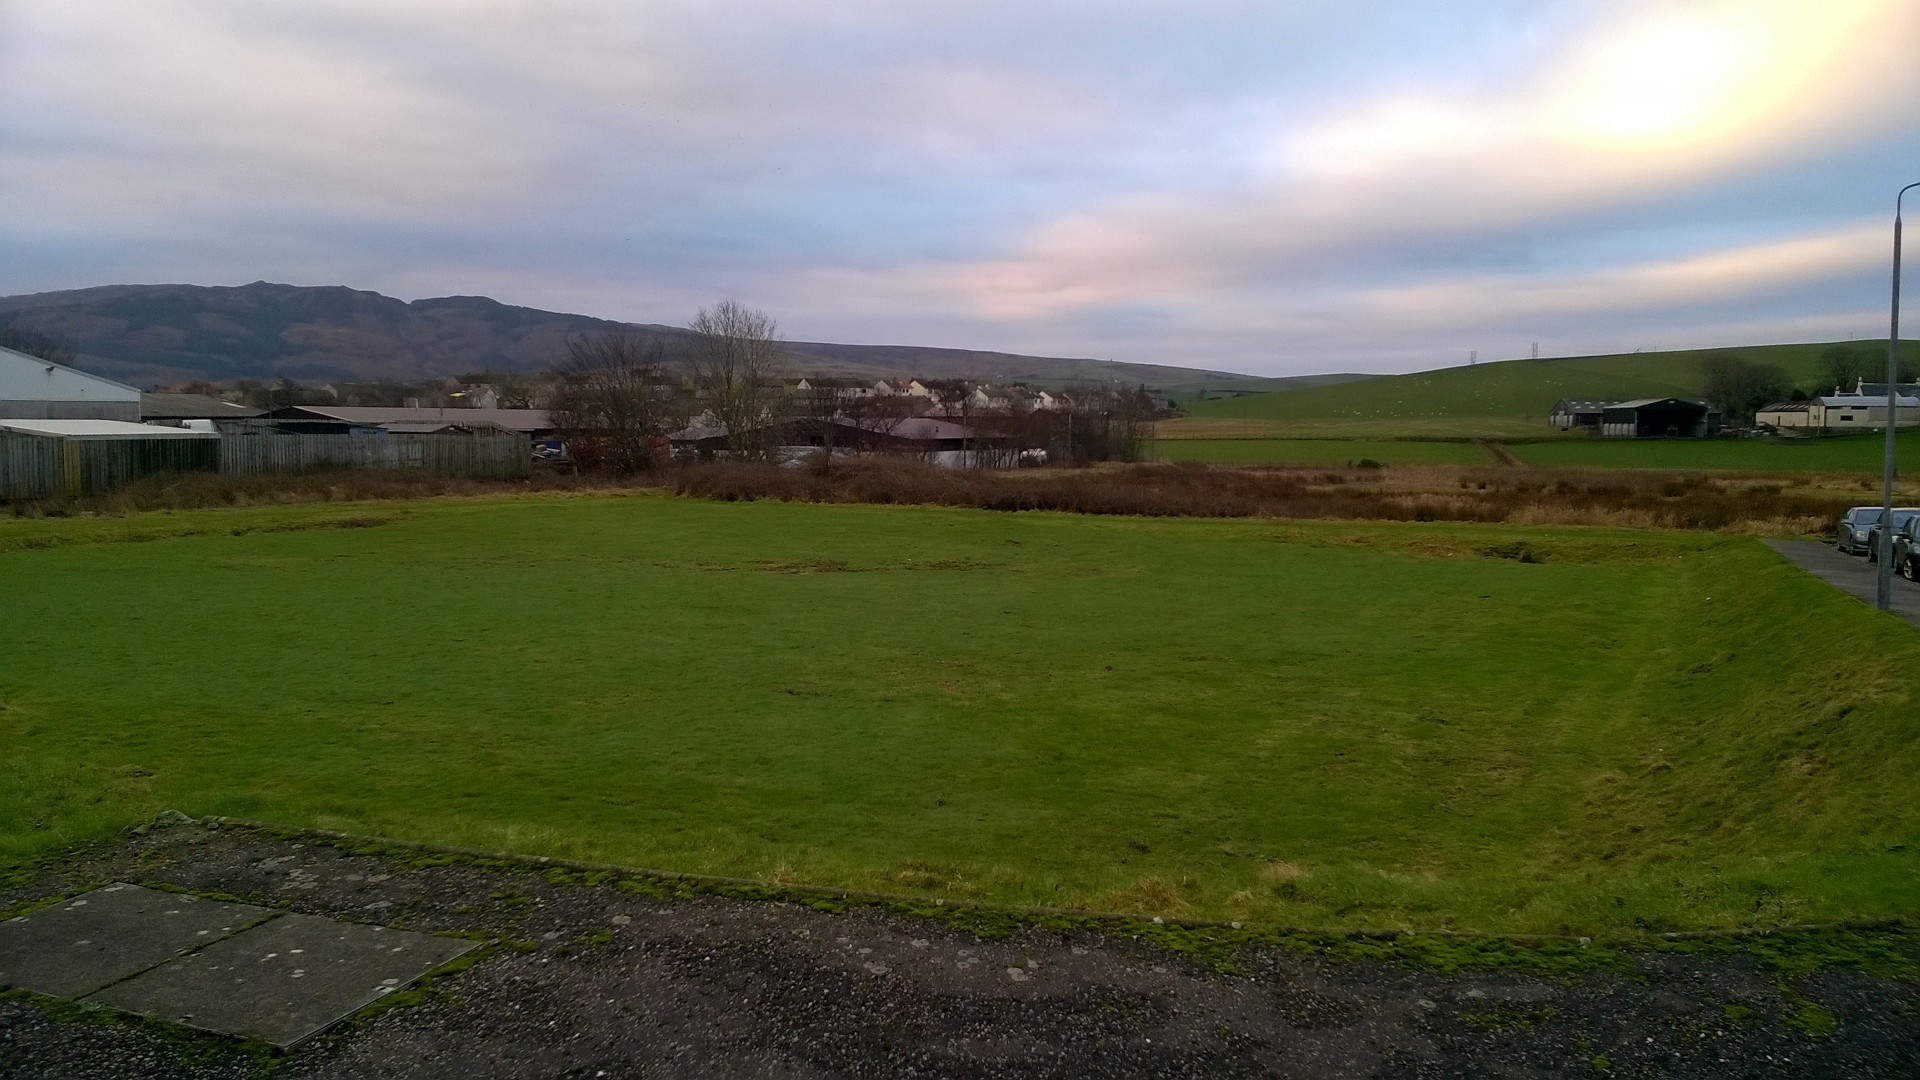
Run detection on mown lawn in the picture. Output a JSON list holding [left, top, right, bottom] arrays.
[[1510, 434, 1920, 473], [3, 493, 1916, 935], [1152, 438, 1489, 467]]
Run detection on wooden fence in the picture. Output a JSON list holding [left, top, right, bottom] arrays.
[[1, 430, 529, 500], [0, 432, 220, 499], [217, 431, 531, 480]]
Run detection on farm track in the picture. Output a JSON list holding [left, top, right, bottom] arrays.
[[4, 821, 1918, 1078], [1474, 439, 1527, 467]]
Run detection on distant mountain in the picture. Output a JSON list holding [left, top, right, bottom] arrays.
[[0, 282, 1319, 392]]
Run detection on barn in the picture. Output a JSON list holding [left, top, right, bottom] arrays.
[[1599, 398, 1720, 439], [1548, 399, 1609, 430]]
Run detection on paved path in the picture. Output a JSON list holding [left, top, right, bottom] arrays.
[[1766, 540, 1920, 629], [0, 883, 473, 1047], [5, 820, 1920, 1077]]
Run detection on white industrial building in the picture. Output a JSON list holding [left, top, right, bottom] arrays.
[[0, 344, 141, 421]]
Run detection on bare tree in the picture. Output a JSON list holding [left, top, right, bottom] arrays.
[[0, 320, 75, 366], [1055, 381, 1153, 463], [1820, 344, 1873, 395], [1701, 356, 1790, 427], [547, 332, 683, 473], [687, 300, 788, 462]]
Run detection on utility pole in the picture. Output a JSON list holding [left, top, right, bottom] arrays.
[[1876, 181, 1919, 611]]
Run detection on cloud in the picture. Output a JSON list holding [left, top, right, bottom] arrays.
[[2, 0, 1914, 374], [893, 0, 1917, 322], [1354, 224, 1888, 328], [0, 1, 537, 227]]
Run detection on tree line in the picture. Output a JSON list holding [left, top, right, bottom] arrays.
[[546, 300, 1158, 472]]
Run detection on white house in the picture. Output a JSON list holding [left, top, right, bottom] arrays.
[[794, 377, 876, 400], [0, 345, 141, 421], [1758, 387, 1920, 432]]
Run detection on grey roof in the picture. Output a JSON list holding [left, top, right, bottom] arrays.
[[279, 406, 551, 432], [379, 421, 515, 434], [1551, 399, 1611, 411], [1855, 382, 1920, 398], [1758, 400, 1811, 412], [1818, 394, 1919, 408], [0, 418, 218, 440], [852, 416, 972, 440], [1607, 397, 1712, 410], [140, 393, 264, 420]]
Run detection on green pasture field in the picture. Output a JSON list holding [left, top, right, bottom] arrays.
[[1152, 438, 1490, 467], [1157, 416, 1554, 440], [1510, 434, 1920, 473], [1181, 340, 1918, 438], [4, 494, 1917, 935]]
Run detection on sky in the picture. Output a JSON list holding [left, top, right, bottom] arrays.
[[3, 0, 1918, 377]]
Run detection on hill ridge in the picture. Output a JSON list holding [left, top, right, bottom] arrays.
[[0, 281, 1301, 391]]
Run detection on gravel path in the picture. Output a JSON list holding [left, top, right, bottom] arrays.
[[3, 821, 1916, 1077]]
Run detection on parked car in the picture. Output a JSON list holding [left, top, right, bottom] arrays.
[[1863, 508, 1920, 563], [1836, 506, 1887, 554], [1893, 516, 1920, 582]]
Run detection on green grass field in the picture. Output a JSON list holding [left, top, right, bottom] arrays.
[[1152, 438, 1490, 467], [1176, 340, 1919, 439], [1509, 434, 1920, 473], [4, 494, 1917, 935]]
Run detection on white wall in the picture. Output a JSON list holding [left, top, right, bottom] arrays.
[[0, 347, 140, 419]]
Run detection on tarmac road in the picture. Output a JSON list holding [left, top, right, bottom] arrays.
[[1765, 539, 1920, 630], [4, 821, 1918, 1078]]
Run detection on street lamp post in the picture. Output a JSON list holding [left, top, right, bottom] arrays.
[[1877, 182, 1920, 611]]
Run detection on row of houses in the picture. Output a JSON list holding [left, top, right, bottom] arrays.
[[793, 377, 1076, 412]]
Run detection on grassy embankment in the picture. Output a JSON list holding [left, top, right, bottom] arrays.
[[1160, 340, 1917, 442], [3, 493, 1917, 935]]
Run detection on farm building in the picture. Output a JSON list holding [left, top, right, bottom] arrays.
[[268, 405, 553, 438], [141, 392, 263, 425], [0, 418, 219, 499], [0, 345, 141, 421], [1600, 398, 1720, 439], [1756, 392, 1920, 432], [1548, 399, 1609, 430]]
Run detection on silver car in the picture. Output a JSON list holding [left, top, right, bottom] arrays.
[[1893, 516, 1920, 582], [1863, 508, 1920, 563], [1836, 506, 1885, 555]]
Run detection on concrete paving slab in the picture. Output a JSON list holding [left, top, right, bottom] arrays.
[[0, 883, 278, 999], [88, 912, 477, 1047]]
